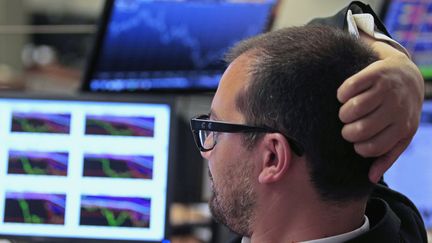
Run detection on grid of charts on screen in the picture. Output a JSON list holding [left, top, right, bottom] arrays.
[[0, 97, 171, 242]]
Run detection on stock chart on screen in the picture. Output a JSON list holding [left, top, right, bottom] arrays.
[[384, 0, 432, 80], [11, 112, 71, 134], [85, 115, 155, 137], [0, 96, 172, 242], [80, 195, 151, 228], [83, 0, 276, 92], [4, 192, 66, 225], [83, 154, 153, 179], [8, 151, 68, 176]]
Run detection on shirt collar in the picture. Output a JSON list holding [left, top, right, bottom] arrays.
[[241, 215, 369, 243]]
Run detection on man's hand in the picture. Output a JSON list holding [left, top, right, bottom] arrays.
[[338, 35, 424, 183]]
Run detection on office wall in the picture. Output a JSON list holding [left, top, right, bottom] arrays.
[[26, 0, 103, 17], [0, 1, 27, 72]]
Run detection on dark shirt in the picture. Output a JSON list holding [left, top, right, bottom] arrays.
[[346, 184, 427, 242], [229, 185, 427, 243]]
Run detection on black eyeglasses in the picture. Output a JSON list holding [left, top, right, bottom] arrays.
[[190, 114, 304, 156]]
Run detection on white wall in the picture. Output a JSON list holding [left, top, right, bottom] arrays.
[[0, 1, 27, 71], [25, 0, 104, 17]]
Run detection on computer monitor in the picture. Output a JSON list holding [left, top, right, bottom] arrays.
[[383, 0, 432, 81], [0, 93, 175, 242], [81, 0, 277, 93], [385, 99, 432, 229]]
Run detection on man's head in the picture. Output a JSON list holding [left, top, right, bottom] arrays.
[[191, 25, 378, 236]]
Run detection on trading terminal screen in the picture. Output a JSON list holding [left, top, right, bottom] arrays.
[[82, 0, 276, 92], [0, 95, 172, 242], [384, 0, 432, 80]]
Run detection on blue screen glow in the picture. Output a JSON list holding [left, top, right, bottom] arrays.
[[88, 0, 275, 91]]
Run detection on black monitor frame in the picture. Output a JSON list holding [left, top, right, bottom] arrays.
[[81, 0, 115, 93]]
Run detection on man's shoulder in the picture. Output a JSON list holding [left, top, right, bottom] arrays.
[[225, 185, 427, 243], [347, 184, 427, 243]]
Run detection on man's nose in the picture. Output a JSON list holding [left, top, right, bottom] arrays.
[[200, 150, 211, 160]]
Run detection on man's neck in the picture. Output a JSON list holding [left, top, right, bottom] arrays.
[[250, 188, 367, 243]]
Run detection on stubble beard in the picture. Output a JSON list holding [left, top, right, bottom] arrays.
[[208, 161, 256, 237]]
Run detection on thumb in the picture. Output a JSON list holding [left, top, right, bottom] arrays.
[[368, 139, 411, 183]]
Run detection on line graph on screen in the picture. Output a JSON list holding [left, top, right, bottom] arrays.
[[8, 150, 68, 176], [83, 154, 153, 179], [4, 192, 66, 225], [110, 8, 229, 69], [98, 0, 272, 71], [85, 115, 154, 137], [80, 195, 151, 228], [11, 112, 71, 134]]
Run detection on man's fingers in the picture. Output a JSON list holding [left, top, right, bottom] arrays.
[[342, 104, 392, 143], [337, 60, 386, 103], [369, 138, 411, 183], [339, 83, 385, 123], [353, 124, 402, 157], [369, 155, 394, 184]]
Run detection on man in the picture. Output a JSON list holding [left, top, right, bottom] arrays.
[[190, 25, 426, 242]]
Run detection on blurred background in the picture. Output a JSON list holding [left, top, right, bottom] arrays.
[[0, 0, 390, 94], [0, 0, 430, 242]]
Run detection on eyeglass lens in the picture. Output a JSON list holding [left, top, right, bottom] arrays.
[[199, 130, 215, 150]]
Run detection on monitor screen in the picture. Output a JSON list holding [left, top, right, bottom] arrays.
[[81, 0, 277, 93], [385, 100, 432, 229], [383, 0, 432, 80], [0, 94, 173, 242]]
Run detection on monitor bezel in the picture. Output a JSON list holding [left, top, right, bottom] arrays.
[[0, 91, 176, 243], [81, 0, 115, 93]]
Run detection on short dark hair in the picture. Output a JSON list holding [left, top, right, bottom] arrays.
[[226, 25, 379, 202]]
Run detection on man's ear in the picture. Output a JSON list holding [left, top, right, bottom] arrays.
[[257, 133, 293, 184]]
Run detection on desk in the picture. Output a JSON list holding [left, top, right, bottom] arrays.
[[171, 203, 213, 243]]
